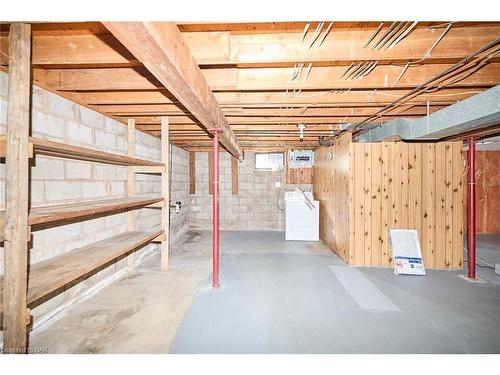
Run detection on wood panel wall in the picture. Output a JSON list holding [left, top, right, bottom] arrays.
[[313, 133, 351, 262], [314, 136, 464, 269], [287, 167, 313, 185], [475, 151, 500, 234], [350, 141, 464, 269]]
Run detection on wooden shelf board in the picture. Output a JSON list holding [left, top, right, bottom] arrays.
[[0, 137, 164, 167], [0, 195, 163, 240], [0, 229, 163, 313]]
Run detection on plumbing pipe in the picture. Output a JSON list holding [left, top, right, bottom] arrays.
[[467, 136, 476, 279], [212, 129, 220, 288]]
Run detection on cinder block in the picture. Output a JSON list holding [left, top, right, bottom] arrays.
[[94, 129, 117, 150], [79, 107, 104, 129], [93, 228, 115, 242], [110, 181, 125, 196], [0, 181, 4, 209], [47, 93, 76, 120], [32, 87, 46, 110], [105, 213, 126, 228], [30, 181, 45, 204], [67, 121, 93, 146], [93, 165, 117, 180], [45, 181, 82, 201], [115, 167, 127, 180], [0, 98, 8, 126], [42, 222, 81, 245], [104, 117, 126, 135], [31, 291, 66, 320], [31, 230, 45, 249], [32, 111, 66, 140], [82, 181, 107, 198], [31, 157, 65, 180], [0, 71, 8, 97], [116, 136, 126, 153], [65, 161, 92, 180], [82, 217, 106, 235]]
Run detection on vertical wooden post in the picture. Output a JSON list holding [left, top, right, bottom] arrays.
[[126, 118, 136, 270], [161, 116, 170, 272], [3, 23, 31, 353], [189, 151, 196, 195], [231, 157, 238, 195]]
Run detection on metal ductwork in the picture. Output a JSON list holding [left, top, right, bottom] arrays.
[[356, 85, 500, 142]]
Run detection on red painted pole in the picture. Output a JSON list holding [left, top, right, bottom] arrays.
[[212, 130, 220, 288], [467, 136, 476, 279]]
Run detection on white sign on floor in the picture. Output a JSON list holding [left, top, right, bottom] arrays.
[[389, 229, 426, 276]]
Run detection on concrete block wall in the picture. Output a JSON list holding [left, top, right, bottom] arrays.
[[0, 71, 190, 325], [169, 145, 190, 245], [190, 152, 289, 231]]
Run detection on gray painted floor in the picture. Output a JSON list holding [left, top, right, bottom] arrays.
[[469, 234, 500, 285], [170, 231, 500, 354]]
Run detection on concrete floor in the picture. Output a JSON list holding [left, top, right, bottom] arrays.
[[30, 231, 500, 354], [29, 230, 214, 353]]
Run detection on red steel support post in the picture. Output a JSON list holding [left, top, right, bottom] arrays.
[[467, 137, 476, 279], [212, 130, 220, 288]]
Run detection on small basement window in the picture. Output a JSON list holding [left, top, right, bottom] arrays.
[[255, 152, 284, 171]]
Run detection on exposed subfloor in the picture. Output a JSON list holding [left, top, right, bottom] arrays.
[[30, 231, 500, 354]]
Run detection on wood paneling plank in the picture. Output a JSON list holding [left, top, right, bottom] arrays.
[[353, 143, 365, 266], [435, 143, 447, 268], [421, 144, 436, 268], [371, 143, 382, 267], [452, 142, 464, 269]]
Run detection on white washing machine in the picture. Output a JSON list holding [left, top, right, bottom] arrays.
[[285, 189, 319, 241]]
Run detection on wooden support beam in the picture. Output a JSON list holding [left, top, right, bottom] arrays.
[[2, 25, 499, 66], [161, 116, 170, 272], [93, 104, 446, 117], [38, 63, 500, 91], [208, 151, 214, 195], [102, 22, 242, 158], [3, 23, 31, 353], [189, 151, 196, 195], [231, 157, 238, 195], [62, 88, 484, 106], [214, 26, 500, 65], [126, 119, 136, 270]]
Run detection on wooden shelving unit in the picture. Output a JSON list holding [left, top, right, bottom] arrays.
[[1, 120, 171, 346], [0, 196, 164, 241], [0, 229, 164, 315], [0, 136, 165, 167], [1, 23, 171, 351]]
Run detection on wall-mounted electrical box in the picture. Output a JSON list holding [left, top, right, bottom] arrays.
[[288, 150, 315, 168]]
